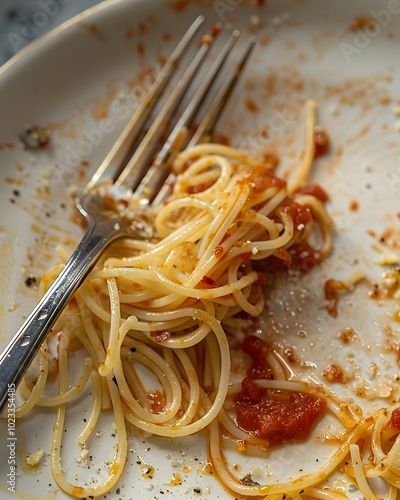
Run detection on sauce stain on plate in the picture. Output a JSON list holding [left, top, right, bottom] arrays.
[[0, 226, 16, 341]]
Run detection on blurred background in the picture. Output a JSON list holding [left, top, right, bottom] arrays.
[[0, 0, 104, 66]]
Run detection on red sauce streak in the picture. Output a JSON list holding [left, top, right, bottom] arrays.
[[349, 200, 359, 211], [294, 184, 329, 203], [390, 408, 400, 430], [337, 327, 356, 344], [324, 279, 347, 317], [289, 242, 321, 272], [235, 336, 327, 444], [245, 97, 258, 112], [254, 271, 268, 287], [313, 126, 330, 158], [282, 203, 312, 226], [201, 23, 222, 45], [261, 152, 280, 170], [255, 241, 321, 274], [210, 23, 222, 37], [240, 252, 253, 265], [323, 363, 345, 383], [242, 167, 286, 197], [201, 275, 216, 286], [349, 16, 375, 31], [242, 335, 274, 380], [147, 390, 166, 414], [235, 380, 326, 444]]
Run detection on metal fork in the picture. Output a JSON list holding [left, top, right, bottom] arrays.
[[0, 16, 256, 414]]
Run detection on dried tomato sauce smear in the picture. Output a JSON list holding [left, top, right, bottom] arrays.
[[234, 336, 327, 445]]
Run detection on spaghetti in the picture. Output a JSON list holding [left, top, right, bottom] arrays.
[[14, 101, 400, 499]]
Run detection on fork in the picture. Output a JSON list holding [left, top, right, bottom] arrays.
[[0, 16, 256, 414]]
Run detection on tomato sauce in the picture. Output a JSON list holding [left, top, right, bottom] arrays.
[[255, 241, 321, 273], [147, 390, 166, 414], [235, 336, 327, 445], [294, 184, 329, 203], [242, 167, 286, 197], [289, 242, 321, 272], [390, 408, 400, 430], [242, 335, 274, 380], [282, 203, 312, 226], [323, 363, 345, 383], [324, 279, 347, 317], [313, 126, 330, 158]]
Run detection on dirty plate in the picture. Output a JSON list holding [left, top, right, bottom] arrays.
[[1, 0, 400, 498]]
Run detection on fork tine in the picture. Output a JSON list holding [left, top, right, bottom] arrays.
[[188, 35, 257, 148], [134, 29, 241, 201], [113, 30, 220, 191], [82, 15, 205, 194], [152, 35, 257, 206]]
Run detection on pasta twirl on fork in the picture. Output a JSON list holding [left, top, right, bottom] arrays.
[[18, 101, 400, 500]]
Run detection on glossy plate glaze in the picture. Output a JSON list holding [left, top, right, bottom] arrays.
[[1, 0, 400, 498]]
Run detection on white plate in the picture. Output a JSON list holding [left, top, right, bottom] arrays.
[[1, 0, 400, 498]]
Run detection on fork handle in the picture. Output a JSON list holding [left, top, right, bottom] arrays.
[[0, 219, 123, 415]]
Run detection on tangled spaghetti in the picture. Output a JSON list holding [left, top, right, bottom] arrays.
[[13, 101, 400, 499]]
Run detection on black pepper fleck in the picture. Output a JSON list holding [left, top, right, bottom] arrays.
[[25, 275, 37, 287]]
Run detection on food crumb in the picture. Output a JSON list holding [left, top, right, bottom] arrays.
[[245, 97, 258, 112], [349, 200, 359, 211], [250, 15, 261, 26], [19, 125, 50, 150], [271, 16, 282, 25], [25, 275, 37, 287]]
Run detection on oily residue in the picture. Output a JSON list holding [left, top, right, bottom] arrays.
[[0, 142, 14, 151], [323, 75, 393, 110], [79, 22, 107, 42], [166, 0, 212, 11], [90, 85, 119, 121], [311, 30, 337, 61], [0, 227, 17, 341], [349, 15, 375, 32]]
